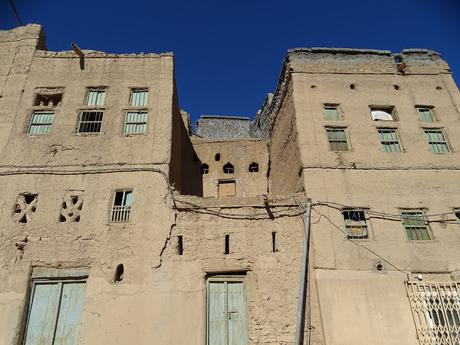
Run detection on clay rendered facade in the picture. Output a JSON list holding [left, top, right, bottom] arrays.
[[1, 23, 460, 345]]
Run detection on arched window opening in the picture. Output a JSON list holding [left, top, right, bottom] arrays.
[[223, 162, 234, 174], [248, 162, 259, 173], [200, 163, 209, 175], [114, 264, 124, 283], [215, 153, 221, 161]]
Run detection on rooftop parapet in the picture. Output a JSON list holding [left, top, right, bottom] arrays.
[[288, 47, 450, 75], [0, 24, 46, 49], [196, 115, 251, 139]]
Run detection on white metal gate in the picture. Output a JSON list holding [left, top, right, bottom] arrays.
[[406, 281, 460, 345]]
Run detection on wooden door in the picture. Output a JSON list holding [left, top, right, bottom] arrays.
[[208, 279, 247, 345]]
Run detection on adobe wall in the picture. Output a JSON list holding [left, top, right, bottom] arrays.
[[288, 49, 460, 345], [171, 194, 306, 345], [191, 138, 269, 197], [267, 78, 304, 196]]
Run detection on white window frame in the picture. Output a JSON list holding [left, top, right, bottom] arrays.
[[129, 88, 149, 107], [77, 111, 103, 134], [401, 210, 433, 241], [326, 127, 349, 151], [323, 104, 341, 121], [85, 88, 106, 106], [28, 111, 55, 135], [124, 111, 148, 135], [417, 106, 435, 123], [377, 128, 402, 152], [424, 129, 450, 153], [110, 190, 133, 222]]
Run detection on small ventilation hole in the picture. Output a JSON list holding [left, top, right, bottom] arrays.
[[224, 234, 230, 255], [350, 83, 356, 90], [177, 235, 183, 255], [272, 232, 277, 253], [114, 264, 124, 283], [393, 84, 400, 90]]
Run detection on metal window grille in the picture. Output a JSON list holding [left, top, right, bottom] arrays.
[[77, 111, 103, 133], [130, 89, 148, 107], [324, 105, 340, 120], [424, 129, 449, 153], [111, 190, 132, 222], [86, 90, 105, 106], [326, 128, 349, 151], [124, 111, 147, 134], [343, 209, 368, 239], [378, 129, 402, 152], [418, 108, 434, 123], [406, 281, 460, 345], [401, 211, 432, 240], [28, 112, 54, 135]]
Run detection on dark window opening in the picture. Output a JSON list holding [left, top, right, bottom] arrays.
[[215, 153, 221, 161], [78, 111, 103, 133], [114, 264, 124, 283], [35, 93, 62, 107], [223, 162, 234, 174], [177, 235, 184, 255], [224, 234, 230, 254], [349, 84, 356, 90], [394, 84, 400, 90], [200, 163, 209, 175], [272, 232, 277, 253], [249, 162, 259, 173]]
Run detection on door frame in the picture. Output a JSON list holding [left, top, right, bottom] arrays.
[[206, 274, 248, 345]]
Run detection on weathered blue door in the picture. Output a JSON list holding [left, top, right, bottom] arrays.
[[208, 279, 247, 345], [24, 281, 86, 345]]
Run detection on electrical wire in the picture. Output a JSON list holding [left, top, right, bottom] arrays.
[[311, 207, 403, 272]]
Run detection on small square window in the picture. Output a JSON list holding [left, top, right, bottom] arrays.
[[86, 89, 106, 106], [424, 129, 449, 153], [378, 128, 402, 152], [218, 180, 236, 198], [111, 190, 132, 222], [370, 106, 397, 121], [343, 209, 369, 239], [130, 89, 148, 107], [401, 211, 432, 240], [417, 107, 435, 123], [324, 105, 340, 120], [28, 112, 54, 135], [125, 111, 147, 134], [326, 127, 349, 151], [77, 111, 103, 133]]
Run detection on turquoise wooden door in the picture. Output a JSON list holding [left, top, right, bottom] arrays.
[[24, 281, 86, 345], [208, 279, 247, 345]]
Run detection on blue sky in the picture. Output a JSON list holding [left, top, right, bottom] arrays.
[[1, 0, 459, 123]]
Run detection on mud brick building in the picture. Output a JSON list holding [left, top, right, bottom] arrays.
[[1, 24, 460, 345]]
